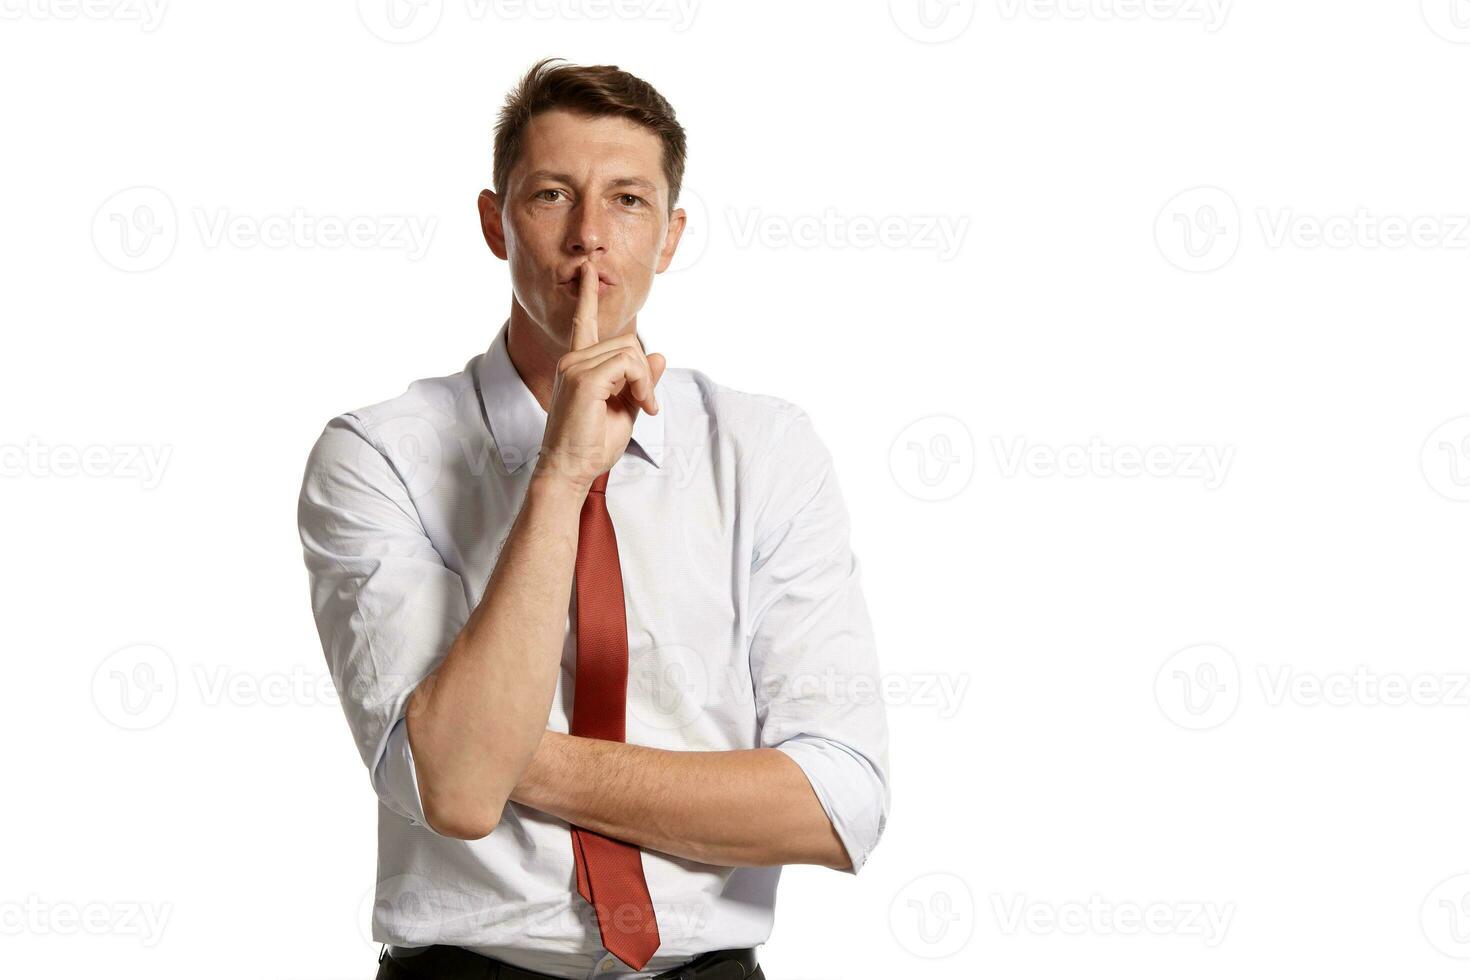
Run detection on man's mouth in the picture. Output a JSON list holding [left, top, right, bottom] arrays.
[[559, 267, 615, 286]]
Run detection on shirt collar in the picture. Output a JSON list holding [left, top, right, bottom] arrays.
[[476, 317, 665, 475]]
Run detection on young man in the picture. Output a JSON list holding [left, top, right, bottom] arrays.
[[297, 58, 891, 980]]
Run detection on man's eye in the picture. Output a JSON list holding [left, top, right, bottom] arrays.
[[535, 189, 566, 203], [618, 194, 645, 208]]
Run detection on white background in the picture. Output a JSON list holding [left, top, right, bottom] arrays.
[[4, 1, 1470, 978]]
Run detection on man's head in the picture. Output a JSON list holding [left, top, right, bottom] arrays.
[[479, 58, 688, 351]]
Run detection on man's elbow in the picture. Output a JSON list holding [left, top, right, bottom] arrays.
[[421, 796, 501, 841], [825, 836, 856, 873], [411, 743, 506, 840], [405, 691, 511, 840]]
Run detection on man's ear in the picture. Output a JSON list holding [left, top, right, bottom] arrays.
[[654, 206, 688, 274], [478, 189, 507, 260]]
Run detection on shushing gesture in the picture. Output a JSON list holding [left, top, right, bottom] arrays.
[[535, 261, 667, 495]]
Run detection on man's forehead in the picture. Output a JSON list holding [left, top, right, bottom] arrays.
[[517, 110, 663, 183]]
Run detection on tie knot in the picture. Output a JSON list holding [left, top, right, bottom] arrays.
[[588, 470, 610, 495]]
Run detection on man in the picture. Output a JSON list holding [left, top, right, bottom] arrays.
[[297, 58, 891, 980]]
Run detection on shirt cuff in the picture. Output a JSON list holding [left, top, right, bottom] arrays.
[[774, 734, 888, 875], [372, 712, 428, 828]]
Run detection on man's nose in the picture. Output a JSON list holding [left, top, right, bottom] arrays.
[[565, 199, 609, 255]]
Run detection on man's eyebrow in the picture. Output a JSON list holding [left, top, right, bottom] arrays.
[[525, 170, 658, 193]]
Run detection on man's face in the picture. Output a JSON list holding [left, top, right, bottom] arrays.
[[481, 108, 685, 346]]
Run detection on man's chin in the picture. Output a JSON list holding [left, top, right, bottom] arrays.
[[539, 305, 630, 337]]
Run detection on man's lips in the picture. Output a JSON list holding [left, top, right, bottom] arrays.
[[559, 269, 615, 296], [559, 267, 615, 286]]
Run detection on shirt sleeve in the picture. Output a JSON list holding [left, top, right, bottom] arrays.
[[747, 407, 892, 875], [296, 412, 470, 830]]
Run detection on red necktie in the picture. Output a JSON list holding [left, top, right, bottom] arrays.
[[569, 468, 662, 971]]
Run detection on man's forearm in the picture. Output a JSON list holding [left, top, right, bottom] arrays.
[[405, 475, 587, 839], [508, 730, 852, 871]]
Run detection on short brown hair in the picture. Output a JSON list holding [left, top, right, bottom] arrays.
[[492, 57, 687, 214]]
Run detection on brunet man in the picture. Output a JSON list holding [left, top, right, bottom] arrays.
[[298, 57, 891, 980]]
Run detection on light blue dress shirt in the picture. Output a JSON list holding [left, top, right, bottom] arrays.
[[296, 318, 891, 979]]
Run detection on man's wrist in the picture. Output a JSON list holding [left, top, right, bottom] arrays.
[[529, 461, 592, 504]]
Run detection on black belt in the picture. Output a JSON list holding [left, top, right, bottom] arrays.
[[381, 943, 760, 979]]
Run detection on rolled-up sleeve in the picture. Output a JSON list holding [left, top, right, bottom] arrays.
[[296, 413, 469, 829], [747, 407, 892, 875]]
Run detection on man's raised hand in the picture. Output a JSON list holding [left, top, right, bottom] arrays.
[[535, 261, 667, 495]]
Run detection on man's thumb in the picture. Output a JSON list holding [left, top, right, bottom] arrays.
[[649, 352, 668, 387]]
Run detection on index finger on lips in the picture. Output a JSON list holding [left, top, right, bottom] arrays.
[[570, 262, 600, 352]]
